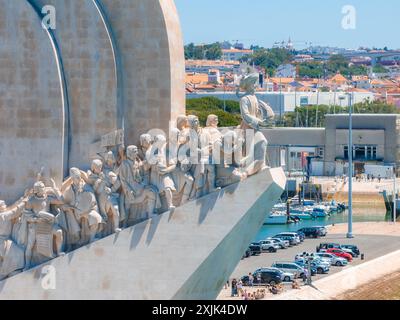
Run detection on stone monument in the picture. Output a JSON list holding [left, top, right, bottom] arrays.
[[0, 0, 286, 300]]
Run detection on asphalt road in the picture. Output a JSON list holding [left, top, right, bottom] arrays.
[[231, 233, 400, 281]]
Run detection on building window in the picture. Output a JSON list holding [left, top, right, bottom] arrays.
[[343, 145, 377, 160]]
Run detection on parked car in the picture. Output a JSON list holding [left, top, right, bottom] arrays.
[[319, 243, 357, 257], [326, 248, 353, 262], [278, 232, 302, 244], [241, 268, 283, 286], [294, 257, 330, 274], [272, 235, 297, 246], [314, 252, 348, 266], [248, 243, 262, 256], [340, 245, 360, 256], [271, 262, 307, 278], [266, 267, 295, 282], [314, 226, 328, 236], [295, 231, 306, 242], [294, 260, 326, 274], [242, 248, 251, 259], [298, 227, 322, 238], [259, 240, 280, 253], [267, 237, 289, 249]]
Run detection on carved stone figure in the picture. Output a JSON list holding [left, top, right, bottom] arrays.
[[171, 115, 194, 205], [150, 135, 177, 212], [119, 146, 160, 223], [187, 115, 218, 198], [87, 160, 121, 236], [58, 168, 104, 249], [138, 134, 153, 185], [94, 172, 122, 236], [238, 73, 274, 177], [18, 181, 65, 270], [215, 131, 247, 188], [104, 151, 125, 226], [0, 200, 25, 280]]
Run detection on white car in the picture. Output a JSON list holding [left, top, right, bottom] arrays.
[[272, 262, 305, 278], [315, 252, 348, 266], [259, 240, 280, 252], [278, 233, 301, 245], [267, 237, 289, 249]]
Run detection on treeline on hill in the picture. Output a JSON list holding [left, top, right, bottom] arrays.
[[241, 49, 379, 78], [184, 43, 222, 60], [187, 97, 399, 128], [283, 101, 400, 127]]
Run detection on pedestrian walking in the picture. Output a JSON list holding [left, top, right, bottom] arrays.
[[231, 278, 238, 297], [303, 268, 308, 283], [248, 273, 254, 287]]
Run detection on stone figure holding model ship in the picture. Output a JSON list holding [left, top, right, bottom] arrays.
[[237, 73, 275, 177]]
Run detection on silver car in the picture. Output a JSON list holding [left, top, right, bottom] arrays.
[[259, 240, 280, 252], [271, 262, 305, 278], [278, 233, 301, 245], [267, 237, 290, 249], [315, 252, 348, 266]]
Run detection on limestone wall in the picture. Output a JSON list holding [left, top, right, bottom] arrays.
[[100, 0, 185, 142], [0, 0, 65, 202]]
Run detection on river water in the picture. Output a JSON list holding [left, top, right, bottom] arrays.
[[254, 210, 390, 242]]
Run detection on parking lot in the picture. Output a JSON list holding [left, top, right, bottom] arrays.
[[218, 222, 400, 300], [231, 233, 400, 282]]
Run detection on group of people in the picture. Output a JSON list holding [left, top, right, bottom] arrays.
[[0, 73, 275, 281]]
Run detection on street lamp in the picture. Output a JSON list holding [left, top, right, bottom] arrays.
[[393, 166, 397, 224], [347, 92, 354, 239], [304, 253, 313, 286]]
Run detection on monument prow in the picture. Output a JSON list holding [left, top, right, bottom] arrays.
[[0, 167, 285, 300]]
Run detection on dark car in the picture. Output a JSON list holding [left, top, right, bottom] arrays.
[[248, 243, 262, 256], [241, 269, 283, 286], [298, 227, 322, 238], [341, 245, 360, 256], [242, 248, 251, 259], [295, 231, 306, 242]]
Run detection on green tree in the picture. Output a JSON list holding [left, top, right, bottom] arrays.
[[205, 43, 222, 60], [282, 101, 400, 127], [184, 43, 195, 59], [373, 64, 388, 74], [186, 97, 242, 127], [298, 62, 324, 78], [184, 43, 222, 60], [244, 48, 293, 76]]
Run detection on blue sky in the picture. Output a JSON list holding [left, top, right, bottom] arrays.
[[175, 0, 400, 49]]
